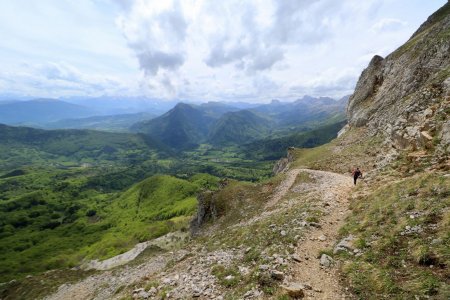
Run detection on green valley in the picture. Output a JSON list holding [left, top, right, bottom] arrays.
[[0, 116, 344, 283]]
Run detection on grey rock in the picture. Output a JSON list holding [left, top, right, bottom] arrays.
[[270, 270, 285, 280], [224, 275, 234, 281], [309, 222, 321, 228], [431, 238, 442, 245], [334, 235, 355, 254], [280, 283, 305, 298], [318, 235, 327, 241], [133, 288, 145, 294], [291, 254, 302, 262], [320, 254, 334, 268]]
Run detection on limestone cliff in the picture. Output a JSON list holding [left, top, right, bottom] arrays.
[[347, 2, 450, 155]]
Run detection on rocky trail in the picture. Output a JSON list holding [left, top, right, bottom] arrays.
[[265, 169, 301, 209], [284, 169, 354, 299]]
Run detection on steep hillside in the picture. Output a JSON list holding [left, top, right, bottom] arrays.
[[208, 110, 272, 145], [0, 99, 96, 125], [242, 120, 346, 160], [337, 3, 450, 299], [131, 103, 217, 149], [347, 2, 449, 156], [0, 173, 218, 283]]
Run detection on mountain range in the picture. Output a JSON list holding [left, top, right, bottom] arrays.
[[0, 99, 96, 125], [132, 96, 348, 149]]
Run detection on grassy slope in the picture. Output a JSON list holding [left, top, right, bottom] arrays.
[[340, 172, 449, 299], [0, 173, 218, 282], [242, 120, 346, 160], [290, 128, 449, 299]]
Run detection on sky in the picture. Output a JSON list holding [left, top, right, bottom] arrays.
[[0, 0, 446, 103]]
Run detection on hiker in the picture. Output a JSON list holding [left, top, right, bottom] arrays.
[[352, 167, 362, 185]]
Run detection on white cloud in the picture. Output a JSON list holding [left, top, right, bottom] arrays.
[[0, 0, 446, 102], [0, 62, 134, 98], [114, 0, 418, 101], [371, 18, 407, 32], [116, 0, 188, 75]]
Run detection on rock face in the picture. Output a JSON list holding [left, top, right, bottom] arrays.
[[347, 2, 450, 153], [190, 191, 218, 233], [190, 179, 229, 233], [273, 147, 296, 175]]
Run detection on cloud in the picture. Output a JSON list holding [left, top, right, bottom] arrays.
[[0, 0, 445, 101], [136, 51, 184, 75], [202, 1, 285, 72], [289, 68, 359, 97], [116, 0, 187, 75], [371, 18, 407, 32], [0, 62, 130, 98]]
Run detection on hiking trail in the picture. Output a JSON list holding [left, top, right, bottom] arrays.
[[287, 168, 354, 299]]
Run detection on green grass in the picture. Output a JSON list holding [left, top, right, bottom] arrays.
[[339, 172, 449, 299], [0, 172, 219, 282], [291, 127, 383, 174]]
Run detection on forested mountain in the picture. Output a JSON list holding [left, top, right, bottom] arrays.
[[241, 120, 347, 160], [251, 95, 347, 127], [132, 96, 348, 149], [208, 110, 272, 145], [131, 103, 218, 149]]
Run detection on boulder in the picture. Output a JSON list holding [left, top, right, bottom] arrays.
[[334, 235, 355, 254], [320, 254, 334, 268], [270, 270, 284, 280], [281, 283, 305, 298]]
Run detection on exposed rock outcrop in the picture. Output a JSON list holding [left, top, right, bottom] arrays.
[[190, 179, 229, 234], [273, 147, 296, 175], [347, 3, 450, 155], [190, 191, 218, 234]]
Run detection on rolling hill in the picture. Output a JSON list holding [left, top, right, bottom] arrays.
[[0, 172, 218, 282], [0, 124, 168, 171]]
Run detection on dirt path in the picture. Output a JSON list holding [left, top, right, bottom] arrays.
[[265, 169, 301, 209], [289, 169, 353, 299]]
